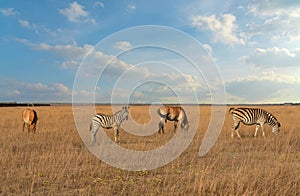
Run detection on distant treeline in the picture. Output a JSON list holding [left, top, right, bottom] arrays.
[[0, 102, 50, 107], [226, 103, 300, 106], [74, 103, 300, 106], [1, 102, 299, 107]]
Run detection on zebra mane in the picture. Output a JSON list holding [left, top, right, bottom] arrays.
[[113, 107, 128, 120], [114, 108, 125, 116]]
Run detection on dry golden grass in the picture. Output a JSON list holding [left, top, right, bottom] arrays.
[[0, 105, 299, 195]]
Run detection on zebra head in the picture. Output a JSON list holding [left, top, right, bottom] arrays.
[[122, 106, 129, 121], [272, 122, 281, 134]]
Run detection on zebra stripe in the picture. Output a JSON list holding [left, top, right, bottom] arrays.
[[90, 106, 129, 144], [229, 107, 280, 138]]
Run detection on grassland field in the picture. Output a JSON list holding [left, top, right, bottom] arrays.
[[0, 105, 299, 195]]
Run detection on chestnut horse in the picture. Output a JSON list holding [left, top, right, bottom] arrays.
[[157, 106, 189, 134], [22, 109, 38, 134]]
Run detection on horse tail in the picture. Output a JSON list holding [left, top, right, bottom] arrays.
[[32, 110, 38, 123], [181, 107, 188, 125]]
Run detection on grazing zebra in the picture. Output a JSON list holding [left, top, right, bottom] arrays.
[[22, 109, 38, 134], [89, 106, 129, 144], [229, 107, 280, 138], [157, 106, 189, 134]]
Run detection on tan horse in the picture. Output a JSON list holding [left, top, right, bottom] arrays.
[[22, 109, 38, 134], [157, 106, 189, 134]]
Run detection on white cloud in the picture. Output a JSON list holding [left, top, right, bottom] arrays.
[[18, 40, 94, 60], [0, 79, 72, 102], [247, 1, 300, 41], [248, 0, 300, 17], [61, 60, 81, 68], [192, 14, 245, 45], [5, 90, 21, 98], [0, 8, 19, 16], [16, 39, 145, 80], [94, 1, 104, 8], [127, 3, 136, 10], [53, 83, 70, 93], [18, 19, 58, 36], [16, 39, 216, 104], [248, 16, 300, 41], [226, 71, 300, 103], [244, 47, 300, 67], [19, 19, 38, 30], [124, 2, 136, 14], [19, 19, 31, 29], [59, 1, 94, 23], [17, 39, 151, 84], [257, 47, 296, 57], [114, 41, 132, 51], [231, 71, 300, 84]]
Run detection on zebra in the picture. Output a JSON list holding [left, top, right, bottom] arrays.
[[22, 109, 38, 134], [229, 107, 280, 138], [89, 106, 129, 144]]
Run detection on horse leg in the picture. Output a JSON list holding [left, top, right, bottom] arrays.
[[174, 121, 178, 132], [22, 122, 25, 132]]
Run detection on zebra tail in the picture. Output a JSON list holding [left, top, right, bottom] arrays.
[[89, 122, 92, 131]]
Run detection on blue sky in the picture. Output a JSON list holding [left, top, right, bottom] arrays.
[[1, 0, 300, 104]]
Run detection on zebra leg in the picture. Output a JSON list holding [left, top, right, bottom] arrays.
[[90, 123, 98, 144], [90, 131, 96, 144], [114, 126, 120, 144], [235, 129, 242, 138], [232, 122, 241, 138], [254, 125, 260, 137], [261, 124, 266, 138]]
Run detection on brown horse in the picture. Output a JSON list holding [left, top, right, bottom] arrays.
[[157, 106, 189, 134], [22, 109, 38, 134]]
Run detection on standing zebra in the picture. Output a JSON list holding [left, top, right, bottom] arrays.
[[229, 107, 280, 138], [89, 106, 129, 144]]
